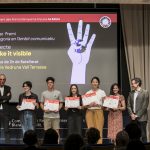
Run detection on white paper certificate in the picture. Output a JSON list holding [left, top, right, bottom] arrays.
[[82, 92, 100, 106], [103, 96, 119, 109], [65, 97, 80, 108], [44, 99, 59, 111], [18, 99, 36, 111]]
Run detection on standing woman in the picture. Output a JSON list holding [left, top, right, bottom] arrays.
[[17, 81, 39, 134], [107, 83, 126, 143], [65, 84, 83, 136], [85, 77, 106, 144]]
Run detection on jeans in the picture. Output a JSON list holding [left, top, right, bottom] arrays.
[[20, 111, 35, 135]]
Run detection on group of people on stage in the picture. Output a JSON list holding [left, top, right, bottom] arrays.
[[0, 73, 149, 144]]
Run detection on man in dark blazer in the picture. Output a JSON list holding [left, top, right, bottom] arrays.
[[0, 74, 11, 143], [127, 77, 149, 142]]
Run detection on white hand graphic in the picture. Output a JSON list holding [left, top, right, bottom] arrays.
[[67, 20, 96, 84]]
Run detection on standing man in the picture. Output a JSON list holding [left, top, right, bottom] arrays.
[[0, 74, 11, 143], [127, 77, 149, 142], [40, 77, 64, 140]]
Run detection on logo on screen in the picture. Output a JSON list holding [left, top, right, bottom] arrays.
[[99, 16, 111, 28]]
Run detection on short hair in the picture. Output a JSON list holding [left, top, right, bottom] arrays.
[[116, 130, 129, 147], [86, 127, 100, 144], [22, 81, 32, 89], [23, 130, 37, 146], [43, 128, 58, 144], [131, 77, 142, 86], [91, 77, 100, 84], [125, 122, 141, 141], [0, 74, 6, 79], [64, 134, 84, 150], [46, 77, 55, 83]]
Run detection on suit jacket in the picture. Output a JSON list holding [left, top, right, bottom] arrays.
[[127, 88, 149, 121], [0, 85, 11, 110]]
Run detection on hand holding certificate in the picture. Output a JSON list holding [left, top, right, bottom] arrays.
[[82, 92, 100, 106], [44, 99, 59, 112], [17, 99, 36, 111], [65, 97, 80, 108], [103, 96, 119, 109]]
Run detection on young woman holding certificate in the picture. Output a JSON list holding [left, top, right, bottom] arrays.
[[107, 83, 126, 144], [85, 77, 106, 144], [16, 81, 39, 134], [65, 84, 82, 136]]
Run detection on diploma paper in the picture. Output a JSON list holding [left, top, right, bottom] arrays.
[[44, 99, 59, 112], [82, 92, 100, 106], [18, 99, 36, 111], [103, 96, 119, 109], [65, 97, 80, 108]]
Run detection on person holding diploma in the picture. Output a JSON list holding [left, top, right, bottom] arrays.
[[16, 81, 39, 134], [65, 84, 82, 136], [40, 77, 63, 137], [85, 76, 106, 144], [107, 83, 126, 143]]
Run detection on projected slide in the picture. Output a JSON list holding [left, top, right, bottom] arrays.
[[0, 13, 118, 102]]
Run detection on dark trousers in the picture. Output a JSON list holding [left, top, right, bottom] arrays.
[[0, 110, 10, 143], [67, 110, 82, 136], [138, 121, 147, 143]]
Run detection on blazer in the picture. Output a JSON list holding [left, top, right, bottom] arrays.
[[0, 85, 11, 110], [127, 88, 149, 121]]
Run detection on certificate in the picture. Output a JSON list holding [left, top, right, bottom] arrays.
[[18, 99, 36, 111], [103, 96, 119, 109], [82, 92, 100, 106], [65, 97, 80, 108], [44, 99, 59, 112]]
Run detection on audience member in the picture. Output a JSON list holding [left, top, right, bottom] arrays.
[[115, 130, 129, 150], [23, 130, 46, 150], [43, 128, 58, 145], [125, 122, 141, 141], [86, 127, 100, 144], [64, 134, 84, 150]]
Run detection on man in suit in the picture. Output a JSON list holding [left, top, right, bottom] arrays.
[[127, 77, 149, 142], [0, 74, 11, 143]]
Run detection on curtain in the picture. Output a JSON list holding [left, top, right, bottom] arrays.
[[120, 4, 150, 141]]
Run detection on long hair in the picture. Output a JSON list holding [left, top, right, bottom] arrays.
[[110, 83, 121, 95], [69, 84, 79, 97]]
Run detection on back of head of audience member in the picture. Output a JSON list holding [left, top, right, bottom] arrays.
[[43, 128, 58, 145], [126, 140, 146, 150], [116, 130, 129, 147], [86, 127, 100, 144], [23, 130, 38, 146], [64, 134, 84, 150], [125, 122, 141, 141]]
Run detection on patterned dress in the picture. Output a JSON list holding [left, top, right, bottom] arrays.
[[107, 95, 125, 140]]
